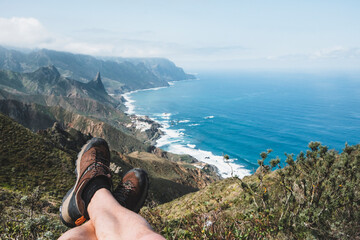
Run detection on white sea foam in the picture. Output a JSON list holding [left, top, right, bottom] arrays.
[[134, 120, 151, 132], [156, 127, 184, 147], [123, 92, 136, 115], [189, 123, 200, 127], [122, 86, 169, 115], [164, 143, 251, 178], [121, 83, 251, 179], [161, 113, 172, 119], [178, 119, 190, 123], [155, 118, 251, 178]]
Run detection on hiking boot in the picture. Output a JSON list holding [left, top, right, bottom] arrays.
[[59, 138, 112, 227], [113, 168, 149, 213]]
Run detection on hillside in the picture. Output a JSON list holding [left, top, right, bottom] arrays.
[[142, 143, 360, 239], [0, 113, 219, 239], [0, 99, 150, 153], [2, 108, 358, 239], [0, 66, 118, 107], [105, 57, 196, 82], [0, 46, 195, 93]]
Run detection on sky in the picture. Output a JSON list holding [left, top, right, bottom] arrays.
[[0, 0, 359, 71]]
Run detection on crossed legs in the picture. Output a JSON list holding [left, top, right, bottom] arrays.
[[59, 188, 164, 240]]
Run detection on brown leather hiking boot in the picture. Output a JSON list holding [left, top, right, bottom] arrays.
[[59, 138, 112, 227], [113, 168, 149, 213]]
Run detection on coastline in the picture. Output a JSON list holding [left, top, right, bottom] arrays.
[[121, 82, 252, 178]]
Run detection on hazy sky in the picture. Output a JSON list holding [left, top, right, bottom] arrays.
[[0, 0, 359, 71]]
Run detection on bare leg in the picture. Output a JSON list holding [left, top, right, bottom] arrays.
[[59, 220, 97, 240], [59, 188, 164, 240], [88, 188, 164, 240]]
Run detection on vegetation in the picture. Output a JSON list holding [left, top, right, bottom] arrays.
[[0, 50, 358, 238], [0, 187, 66, 239], [142, 142, 360, 239], [1, 110, 359, 239], [0, 113, 220, 238]]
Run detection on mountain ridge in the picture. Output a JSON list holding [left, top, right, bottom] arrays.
[[0, 66, 117, 107], [0, 46, 195, 93]]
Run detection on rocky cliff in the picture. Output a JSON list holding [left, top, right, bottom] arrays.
[[0, 46, 195, 93], [0, 66, 118, 107]]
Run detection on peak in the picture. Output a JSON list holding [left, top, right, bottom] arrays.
[[95, 72, 101, 82], [38, 65, 60, 77], [88, 72, 106, 93], [32, 65, 60, 82]]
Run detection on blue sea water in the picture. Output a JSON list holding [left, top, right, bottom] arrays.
[[124, 71, 360, 177]]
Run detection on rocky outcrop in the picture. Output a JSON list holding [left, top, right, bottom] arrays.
[[126, 115, 164, 145], [87, 72, 107, 93]]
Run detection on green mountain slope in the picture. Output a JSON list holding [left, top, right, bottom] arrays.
[[0, 113, 75, 195], [106, 57, 196, 82], [0, 66, 118, 107], [0, 99, 148, 153], [0, 46, 195, 93], [142, 143, 360, 239], [0, 113, 219, 239]]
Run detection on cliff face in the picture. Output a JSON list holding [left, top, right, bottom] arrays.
[[110, 57, 196, 82], [0, 66, 118, 107], [0, 46, 195, 93], [0, 99, 148, 153]]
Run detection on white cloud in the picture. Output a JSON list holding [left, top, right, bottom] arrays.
[[63, 42, 115, 56], [0, 17, 358, 70], [0, 17, 53, 47], [311, 46, 360, 59], [265, 47, 360, 62]]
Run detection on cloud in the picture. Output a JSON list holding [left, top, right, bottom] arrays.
[[0, 17, 247, 64], [311, 46, 360, 59], [63, 42, 116, 56], [266, 47, 360, 62], [0, 17, 53, 47], [0, 17, 358, 70], [191, 45, 247, 55]]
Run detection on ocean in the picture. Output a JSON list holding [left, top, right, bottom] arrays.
[[123, 71, 360, 178]]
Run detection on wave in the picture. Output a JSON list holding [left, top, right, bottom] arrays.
[[165, 143, 251, 178], [122, 92, 136, 115], [122, 83, 251, 178], [122, 86, 169, 114], [154, 115, 251, 178], [178, 119, 190, 123]]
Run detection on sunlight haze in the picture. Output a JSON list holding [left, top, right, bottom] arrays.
[[0, 0, 359, 71]]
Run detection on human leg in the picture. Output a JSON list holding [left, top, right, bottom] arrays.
[[88, 188, 164, 240], [59, 138, 164, 239], [58, 220, 96, 240], [59, 189, 164, 240]]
